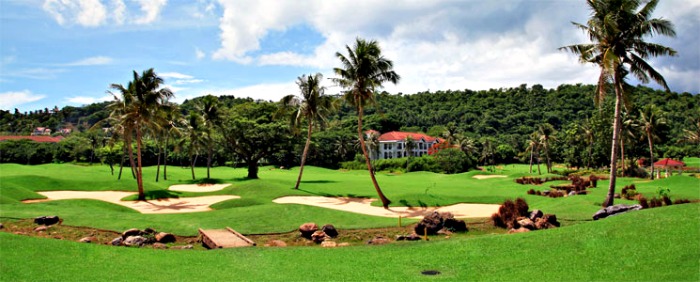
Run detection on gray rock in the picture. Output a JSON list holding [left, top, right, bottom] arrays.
[[122, 228, 141, 238], [517, 218, 536, 230], [123, 235, 147, 247], [321, 224, 338, 238], [529, 210, 543, 221], [111, 237, 124, 246], [592, 204, 643, 220]]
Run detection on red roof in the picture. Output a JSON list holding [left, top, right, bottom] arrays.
[[377, 131, 442, 142], [653, 158, 686, 167], [0, 136, 64, 143]]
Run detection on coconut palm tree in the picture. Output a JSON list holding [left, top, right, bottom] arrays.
[[109, 69, 174, 200], [182, 111, 206, 180], [538, 123, 556, 173], [403, 135, 415, 171], [456, 134, 477, 158], [278, 73, 337, 190], [559, 0, 676, 206], [198, 95, 221, 179], [579, 118, 595, 169], [638, 105, 666, 179], [525, 131, 542, 175], [332, 38, 400, 209]]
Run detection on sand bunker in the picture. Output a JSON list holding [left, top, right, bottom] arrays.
[[168, 183, 231, 192], [23, 191, 238, 214], [273, 196, 499, 219], [472, 175, 508, 180]]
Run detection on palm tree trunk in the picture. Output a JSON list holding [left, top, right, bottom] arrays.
[[190, 151, 196, 180], [536, 150, 542, 175], [603, 80, 623, 208], [118, 147, 125, 180], [544, 142, 552, 173], [207, 144, 212, 179], [294, 121, 314, 190], [358, 104, 391, 209], [163, 133, 169, 180], [135, 127, 145, 201], [528, 149, 533, 173], [587, 143, 592, 169], [620, 136, 626, 176], [126, 135, 137, 180], [155, 143, 162, 182], [647, 130, 655, 180]]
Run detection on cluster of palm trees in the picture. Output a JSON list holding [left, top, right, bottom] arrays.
[[560, 0, 676, 207]]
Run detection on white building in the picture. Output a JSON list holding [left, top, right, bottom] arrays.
[[365, 130, 444, 160]]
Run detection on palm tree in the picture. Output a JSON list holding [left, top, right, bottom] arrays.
[[525, 132, 542, 174], [198, 95, 221, 179], [278, 73, 336, 190], [679, 115, 700, 145], [579, 118, 595, 169], [154, 102, 182, 182], [403, 135, 415, 171], [443, 122, 459, 145], [183, 111, 206, 180], [638, 105, 666, 179], [456, 134, 477, 158], [560, 0, 676, 207], [332, 38, 400, 209], [109, 69, 174, 200], [479, 137, 496, 172], [538, 123, 556, 173]]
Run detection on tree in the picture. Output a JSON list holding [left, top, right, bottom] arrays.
[[479, 137, 496, 172], [538, 123, 556, 173], [403, 135, 415, 171], [221, 102, 291, 179], [619, 110, 637, 175], [579, 118, 595, 169], [108, 69, 173, 200], [525, 132, 542, 174], [182, 111, 206, 180], [332, 38, 400, 209], [198, 95, 222, 179], [560, 0, 676, 207], [277, 73, 337, 189], [638, 104, 666, 179]]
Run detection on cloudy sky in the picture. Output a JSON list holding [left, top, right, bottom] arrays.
[[1, 0, 698, 112]]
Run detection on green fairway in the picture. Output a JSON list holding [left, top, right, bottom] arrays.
[[2, 163, 699, 235], [1, 203, 698, 281]]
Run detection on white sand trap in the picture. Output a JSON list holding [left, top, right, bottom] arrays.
[[22, 191, 238, 214], [472, 175, 508, 180], [273, 196, 499, 219], [169, 183, 231, 192]]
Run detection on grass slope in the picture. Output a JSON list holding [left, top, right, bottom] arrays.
[[1, 203, 698, 281]]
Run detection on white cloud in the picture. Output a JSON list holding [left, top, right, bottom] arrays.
[[160, 72, 204, 86], [42, 0, 167, 26], [0, 90, 47, 110], [8, 68, 66, 79], [62, 56, 113, 66], [65, 95, 112, 105], [195, 48, 206, 60], [133, 0, 167, 24], [42, 0, 107, 27], [160, 72, 193, 80]]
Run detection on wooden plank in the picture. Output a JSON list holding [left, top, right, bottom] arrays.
[[198, 227, 255, 249]]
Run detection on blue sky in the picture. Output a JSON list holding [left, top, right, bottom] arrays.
[[1, 0, 698, 112]]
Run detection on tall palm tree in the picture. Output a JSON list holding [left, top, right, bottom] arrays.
[[154, 102, 182, 182], [109, 69, 173, 200], [525, 132, 542, 174], [538, 123, 556, 173], [198, 95, 221, 179], [278, 73, 336, 190], [560, 0, 676, 207], [183, 111, 206, 180], [332, 38, 400, 209], [403, 135, 415, 171], [638, 105, 666, 179]]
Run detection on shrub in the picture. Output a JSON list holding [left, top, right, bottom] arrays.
[[649, 197, 662, 208], [527, 189, 536, 195], [492, 198, 530, 229], [638, 196, 649, 209], [662, 196, 672, 206]]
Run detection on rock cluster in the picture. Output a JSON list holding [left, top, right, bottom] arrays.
[[298, 223, 343, 246], [491, 199, 561, 233], [414, 211, 468, 236], [108, 228, 177, 248]]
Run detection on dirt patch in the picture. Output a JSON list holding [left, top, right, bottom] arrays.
[[273, 196, 500, 219], [169, 184, 231, 192], [472, 175, 508, 180], [22, 191, 238, 214]]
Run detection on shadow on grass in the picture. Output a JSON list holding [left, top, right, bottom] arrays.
[[300, 180, 338, 184], [185, 178, 225, 185], [143, 190, 181, 200]]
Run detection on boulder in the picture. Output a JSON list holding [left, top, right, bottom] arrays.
[[152, 243, 168, 249], [529, 210, 543, 221], [155, 232, 176, 243], [34, 216, 60, 226], [543, 214, 560, 227], [123, 235, 147, 247], [321, 224, 339, 238], [264, 240, 287, 247], [534, 218, 553, 230], [367, 236, 391, 245], [414, 211, 444, 235], [299, 223, 318, 239], [111, 237, 124, 246], [592, 204, 643, 220], [34, 226, 48, 232], [311, 230, 328, 244], [443, 218, 468, 232], [517, 218, 536, 230], [79, 237, 96, 243], [507, 227, 531, 234], [122, 228, 141, 238], [320, 241, 337, 248], [143, 228, 157, 235]]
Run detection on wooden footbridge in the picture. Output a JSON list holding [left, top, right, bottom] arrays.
[[198, 227, 256, 249]]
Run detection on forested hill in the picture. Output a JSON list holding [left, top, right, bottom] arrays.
[[1, 83, 698, 167]]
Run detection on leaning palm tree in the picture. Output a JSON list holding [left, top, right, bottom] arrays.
[[278, 73, 337, 190], [638, 105, 666, 179], [332, 38, 400, 209], [110, 69, 174, 200], [560, 0, 676, 207]]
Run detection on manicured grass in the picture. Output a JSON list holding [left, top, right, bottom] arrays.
[[1, 203, 698, 281], [683, 157, 700, 168], [2, 163, 699, 235]]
